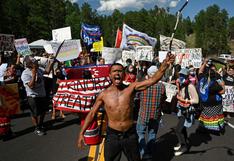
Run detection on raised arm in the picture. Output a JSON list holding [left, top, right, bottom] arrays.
[[199, 58, 208, 74], [77, 92, 104, 149], [134, 53, 175, 91]]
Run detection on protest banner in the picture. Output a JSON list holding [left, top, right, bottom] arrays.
[[161, 82, 178, 102], [101, 47, 122, 64], [65, 64, 111, 79], [81, 23, 102, 47], [136, 46, 154, 62], [92, 37, 104, 52], [0, 34, 15, 51], [52, 26, 72, 42], [50, 40, 82, 62], [120, 24, 157, 49], [14, 38, 31, 56], [121, 50, 136, 66], [222, 86, 234, 113], [0, 83, 20, 116], [160, 35, 186, 51], [174, 48, 202, 68], [52, 77, 111, 112]]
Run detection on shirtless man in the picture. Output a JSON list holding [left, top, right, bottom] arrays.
[[77, 53, 175, 161]]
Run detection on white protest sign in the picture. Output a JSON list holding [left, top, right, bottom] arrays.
[[175, 48, 202, 68], [14, 38, 32, 56], [136, 46, 153, 62], [160, 35, 186, 51], [159, 51, 168, 63], [0, 34, 15, 51], [162, 82, 178, 102], [102, 47, 122, 64], [43, 44, 54, 54], [51, 40, 82, 62], [121, 50, 136, 66], [52, 26, 72, 42], [222, 86, 234, 112]]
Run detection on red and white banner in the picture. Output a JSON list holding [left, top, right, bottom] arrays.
[[65, 64, 111, 79], [115, 28, 122, 48], [52, 77, 112, 112]]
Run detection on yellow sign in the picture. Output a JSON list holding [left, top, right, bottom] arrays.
[[93, 37, 104, 52]]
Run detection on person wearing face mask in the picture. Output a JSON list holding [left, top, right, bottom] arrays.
[[174, 68, 199, 156], [123, 64, 136, 85], [188, 65, 198, 86], [197, 59, 225, 134]]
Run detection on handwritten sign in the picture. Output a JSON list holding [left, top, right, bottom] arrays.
[[222, 86, 234, 112], [136, 46, 153, 62], [53, 77, 112, 112], [101, 47, 122, 64], [52, 26, 72, 42], [160, 35, 186, 51], [161, 82, 178, 102], [121, 50, 136, 66], [175, 48, 202, 68], [15, 38, 32, 56], [0, 34, 15, 51]]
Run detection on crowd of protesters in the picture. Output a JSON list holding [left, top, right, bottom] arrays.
[[0, 49, 234, 160]]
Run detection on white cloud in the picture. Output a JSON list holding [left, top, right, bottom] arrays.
[[169, 0, 180, 8], [97, 0, 180, 12]]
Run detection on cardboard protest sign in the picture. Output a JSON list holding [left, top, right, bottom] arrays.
[[53, 77, 111, 112], [161, 82, 178, 102], [159, 51, 168, 63], [0, 83, 20, 116], [160, 35, 186, 51], [175, 48, 202, 68], [136, 46, 153, 62], [121, 50, 136, 66], [92, 37, 103, 52], [101, 47, 122, 64], [14, 38, 32, 56], [50, 40, 82, 62], [0, 34, 15, 51], [52, 26, 72, 42], [222, 86, 234, 112]]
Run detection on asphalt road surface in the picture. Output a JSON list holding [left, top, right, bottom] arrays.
[[1, 110, 234, 161]]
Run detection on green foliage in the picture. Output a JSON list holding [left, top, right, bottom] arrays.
[[0, 0, 232, 56]]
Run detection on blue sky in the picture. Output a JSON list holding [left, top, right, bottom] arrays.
[[74, 0, 234, 20]]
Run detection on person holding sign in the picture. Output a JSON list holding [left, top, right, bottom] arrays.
[[77, 53, 175, 161]]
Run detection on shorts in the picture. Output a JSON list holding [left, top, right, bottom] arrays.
[[27, 97, 48, 117]]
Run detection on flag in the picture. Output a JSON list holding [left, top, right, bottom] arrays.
[[160, 35, 186, 51], [65, 64, 111, 79], [120, 24, 157, 49], [115, 28, 122, 48], [81, 23, 102, 47], [52, 77, 112, 112]]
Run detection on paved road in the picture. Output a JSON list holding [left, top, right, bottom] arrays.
[[1, 110, 234, 161]]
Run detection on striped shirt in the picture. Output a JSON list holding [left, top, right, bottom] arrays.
[[138, 82, 165, 124]]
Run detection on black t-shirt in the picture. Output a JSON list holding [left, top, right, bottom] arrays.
[[223, 74, 234, 86]]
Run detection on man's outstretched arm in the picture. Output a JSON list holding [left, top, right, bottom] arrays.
[[77, 93, 104, 149], [134, 53, 175, 91]]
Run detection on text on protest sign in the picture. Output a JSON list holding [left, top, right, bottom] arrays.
[[121, 50, 136, 66], [161, 82, 178, 102], [101, 47, 122, 64], [222, 86, 234, 112], [136, 46, 154, 62], [50, 40, 82, 62], [0, 83, 20, 116], [53, 77, 112, 112], [52, 26, 72, 42], [14, 38, 32, 56], [175, 48, 202, 68], [0, 34, 15, 51]]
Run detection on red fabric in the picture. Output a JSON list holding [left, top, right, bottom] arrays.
[[65, 65, 111, 79], [81, 115, 102, 145], [0, 117, 10, 135], [115, 28, 122, 48], [124, 73, 136, 83]]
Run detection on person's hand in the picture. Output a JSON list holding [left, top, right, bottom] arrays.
[[77, 134, 85, 149], [164, 52, 176, 65]]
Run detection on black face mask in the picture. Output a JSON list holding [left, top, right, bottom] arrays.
[[209, 69, 218, 79]]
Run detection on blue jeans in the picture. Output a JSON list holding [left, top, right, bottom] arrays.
[[136, 119, 160, 158]]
